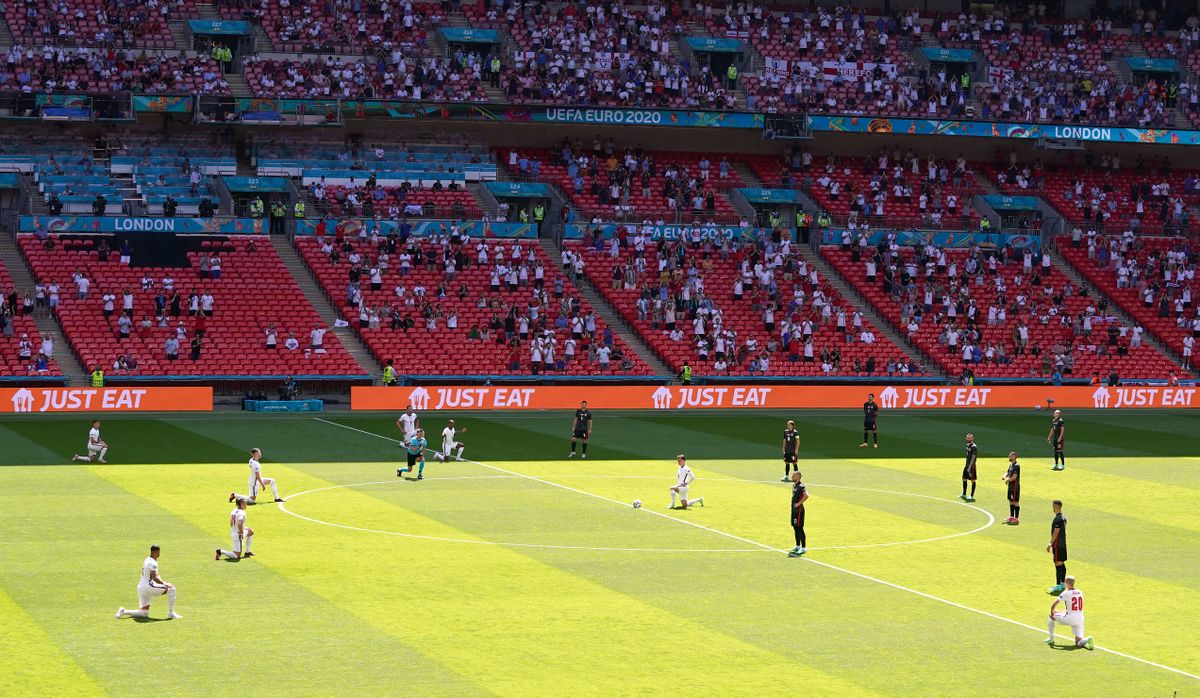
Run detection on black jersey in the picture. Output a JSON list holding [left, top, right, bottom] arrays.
[[783, 428, 799, 452], [1051, 417, 1065, 444], [574, 408, 592, 428], [791, 481, 807, 507], [965, 442, 978, 466], [863, 400, 879, 422], [1005, 461, 1021, 483], [1051, 512, 1068, 559]]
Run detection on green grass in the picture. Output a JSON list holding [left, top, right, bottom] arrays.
[[0, 410, 1196, 697]]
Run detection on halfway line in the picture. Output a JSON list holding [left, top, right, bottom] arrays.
[[312, 417, 1199, 683]]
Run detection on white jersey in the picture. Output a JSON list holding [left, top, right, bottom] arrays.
[[398, 413, 419, 437], [230, 508, 246, 533], [1057, 588, 1084, 617], [441, 426, 457, 446], [140, 556, 158, 585], [676, 465, 694, 487], [88, 427, 101, 446], [248, 458, 261, 480]]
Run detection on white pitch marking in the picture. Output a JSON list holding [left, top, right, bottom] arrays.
[[312, 417, 1200, 682]]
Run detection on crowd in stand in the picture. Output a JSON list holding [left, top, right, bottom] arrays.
[[0, 45, 228, 93], [315, 225, 635, 372], [219, 0, 437, 54], [575, 224, 920, 376], [243, 53, 487, 101], [6, 0, 189, 48]]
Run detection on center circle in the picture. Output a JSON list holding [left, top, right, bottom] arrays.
[[277, 476, 995, 554]]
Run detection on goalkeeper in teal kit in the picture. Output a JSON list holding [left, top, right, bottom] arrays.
[[397, 428, 428, 480]]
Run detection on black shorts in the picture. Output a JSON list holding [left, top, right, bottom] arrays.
[[783, 450, 797, 464], [1053, 547, 1068, 564], [1053, 440, 1064, 453], [962, 465, 976, 481], [406, 451, 421, 466], [791, 507, 805, 528], [1007, 483, 1020, 501], [573, 428, 588, 440], [864, 420, 877, 431]]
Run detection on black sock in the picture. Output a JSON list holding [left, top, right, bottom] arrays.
[[794, 526, 803, 547], [570, 442, 576, 453], [962, 481, 967, 496], [970, 481, 976, 496], [873, 432, 878, 444], [1009, 505, 1016, 517], [1014, 506, 1020, 519], [863, 431, 868, 442], [582, 442, 588, 454], [1056, 564, 1066, 585]]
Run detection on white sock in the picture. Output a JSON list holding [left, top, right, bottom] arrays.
[[126, 609, 149, 618], [167, 587, 176, 613], [456, 446, 464, 458], [690, 497, 704, 506], [267, 480, 279, 499], [1047, 618, 1055, 641], [244, 534, 253, 553], [219, 548, 238, 560], [669, 491, 677, 507], [99, 447, 108, 460]]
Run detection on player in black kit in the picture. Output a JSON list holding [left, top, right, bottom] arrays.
[[568, 400, 592, 458], [788, 471, 810, 557], [1047, 409, 1066, 471], [1002, 451, 1021, 524], [1047, 499, 1069, 594], [961, 433, 978, 502], [860, 394, 879, 448], [781, 420, 800, 482]]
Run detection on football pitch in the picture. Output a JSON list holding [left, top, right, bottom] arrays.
[[0, 409, 1196, 697]]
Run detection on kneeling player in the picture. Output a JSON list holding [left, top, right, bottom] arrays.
[[73, 420, 108, 463], [668, 454, 704, 510], [1047, 575, 1093, 649], [435, 419, 466, 461], [215, 497, 254, 560], [116, 544, 180, 619]]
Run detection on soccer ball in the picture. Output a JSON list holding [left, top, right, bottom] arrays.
[[632, 500, 642, 509]]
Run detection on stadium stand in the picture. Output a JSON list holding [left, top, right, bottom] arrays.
[[1060, 232, 1197, 362], [0, 47, 227, 93], [296, 232, 654, 375], [220, 0, 439, 54], [5, 0, 196, 49], [242, 55, 488, 101], [823, 236, 1182, 380], [568, 229, 922, 377], [500, 144, 742, 223], [746, 149, 982, 229], [0, 256, 61, 376], [18, 234, 364, 376]]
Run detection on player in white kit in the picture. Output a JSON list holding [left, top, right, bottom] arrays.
[[435, 419, 467, 461], [396, 406, 420, 441], [667, 454, 704, 510], [72, 420, 108, 463], [215, 497, 254, 560], [228, 448, 284, 504], [1046, 575, 1093, 649], [115, 544, 181, 619]]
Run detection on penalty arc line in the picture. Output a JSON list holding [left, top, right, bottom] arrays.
[[312, 417, 1200, 683]]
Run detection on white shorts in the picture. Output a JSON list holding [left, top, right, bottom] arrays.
[[88, 445, 104, 456], [442, 441, 459, 453], [137, 583, 167, 607], [248, 476, 258, 497], [230, 529, 243, 552], [404, 431, 417, 443], [675, 486, 689, 499], [1052, 611, 1084, 637]]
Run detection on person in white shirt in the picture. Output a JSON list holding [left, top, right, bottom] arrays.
[[229, 448, 283, 503], [435, 419, 467, 461], [215, 497, 254, 561], [310, 324, 327, 351], [1046, 575, 1093, 649], [667, 454, 704, 510], [396, 406, 420, 441], [116, 544, 180, 619], [72, 420, 108, 463]]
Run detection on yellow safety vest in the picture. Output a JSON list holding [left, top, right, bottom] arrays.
[[534, 205, 545, 221], [680, 366, 692, 382], [91, 369, 104, 387], [383, 366, 395, 384], [727, 65, 737, 80], [294, 202, 305, 218], [250, 199, 263, 217]]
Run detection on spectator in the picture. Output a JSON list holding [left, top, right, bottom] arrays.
[[165, 335, 180, 361]]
